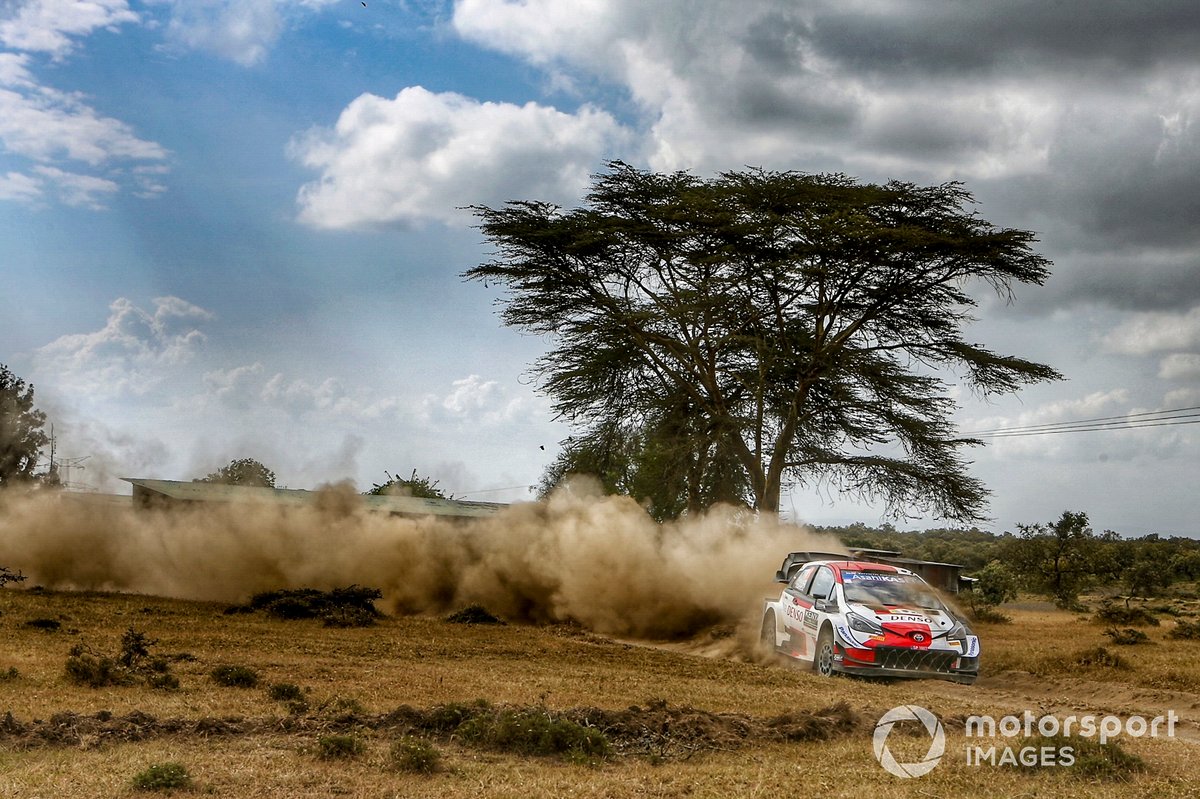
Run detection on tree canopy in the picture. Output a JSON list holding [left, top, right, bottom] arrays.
[[195, 458, 276, 488], [466, 162, 1061, 519], [0, 364, 49, 487]]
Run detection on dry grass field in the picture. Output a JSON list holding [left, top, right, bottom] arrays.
[[3, 587, 1200, 798]]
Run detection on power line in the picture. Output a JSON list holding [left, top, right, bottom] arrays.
[[964, 405, 1200, 438]]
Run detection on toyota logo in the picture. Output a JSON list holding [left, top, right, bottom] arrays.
[[911, 632, 926, 643]]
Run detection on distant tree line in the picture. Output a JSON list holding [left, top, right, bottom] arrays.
[[825, 510, 1200, 608]]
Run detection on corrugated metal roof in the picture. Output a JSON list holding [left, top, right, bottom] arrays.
[[122, 478, 504, 519]]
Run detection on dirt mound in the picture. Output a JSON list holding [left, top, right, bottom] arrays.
[[0, 701, 864, 757]]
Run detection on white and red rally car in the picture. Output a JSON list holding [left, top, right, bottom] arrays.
[[760, 553, 979, 684]]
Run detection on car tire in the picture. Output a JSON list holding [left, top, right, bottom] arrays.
[[759, 610, 778, 654], [814, 627, 836, 677]]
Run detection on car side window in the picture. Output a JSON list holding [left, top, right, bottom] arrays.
[[789, 565, 816, 593], [809, 567, 835, 601]]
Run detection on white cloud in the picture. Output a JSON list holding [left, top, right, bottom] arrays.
[[0, 168, 41, 201], [162, 0, 281, 66], [203, 363, 403, 420], [291, 86, 630, 229], [33, 164, 118, 208], [420, 374, 537, 426], [0, 3, 167, 207], [1159, 353, 1200, 380], [1103, 306, 1200, 354], [0, 0, 138, 59], [34, 296, 214, 397]]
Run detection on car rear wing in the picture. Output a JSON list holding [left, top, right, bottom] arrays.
[[774, 551, 849, 583]]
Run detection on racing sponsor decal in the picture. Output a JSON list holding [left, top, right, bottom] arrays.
[[965, 635, 980, 657], [843, 572, 905, 582], [803, 609, 818, 629]]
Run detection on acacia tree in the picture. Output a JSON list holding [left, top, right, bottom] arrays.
[[0, 364, 49, 487], [537, 395, 750, 521], [466, 162, 1061, 518], [196, 458, 276, 488], [1002, 511, 1107, 607]]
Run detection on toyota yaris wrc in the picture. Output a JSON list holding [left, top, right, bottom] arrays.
[[760, 557, 979, 684]]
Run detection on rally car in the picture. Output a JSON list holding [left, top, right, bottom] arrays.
[[760, 553, 979, 684]]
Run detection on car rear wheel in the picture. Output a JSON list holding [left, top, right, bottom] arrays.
[[759, 611, 777, 654], [814, 628, 836, 677]]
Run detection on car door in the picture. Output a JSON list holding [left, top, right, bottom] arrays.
[[782, 565, 817, 657], [803, 566, 836, 657]]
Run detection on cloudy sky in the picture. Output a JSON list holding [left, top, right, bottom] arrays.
[[2, 0, 1198, 536]]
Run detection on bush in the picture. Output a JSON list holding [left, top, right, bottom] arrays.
[[65, 648, 130, 688], [316, 734, 365, 759], [131, 762, 191, 791], [210, 664, 260, 688], [969, 606, 1012, 624], [1103, 627, 1151, 645], [1093, 600, 1160, 627], [248, 585, 383, 626], [1168, 618, 1200, 640], [446, 605, 505, 625], [390, 736, 442, 774]]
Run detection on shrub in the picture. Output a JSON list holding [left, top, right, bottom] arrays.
[[65, 648, 130, 688], [211, 664, 260, 688], [969, 606, 1012, 624], [1, 667, 19, 681], [131, 762, 191, 791], [1093, 600, 1160, 627], [1103, 627, 1151, 645], [316, 734, 365, 759], [1168, 619, 1200, 640], [249, 585, 382, 624], [389, 736, 442, 774], [446, 605, 505, 625]]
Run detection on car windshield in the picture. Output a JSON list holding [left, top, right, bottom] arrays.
[[841, 572, 944, 610]]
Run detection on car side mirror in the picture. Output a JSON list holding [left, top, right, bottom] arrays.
[[816, 600, 838, 613]]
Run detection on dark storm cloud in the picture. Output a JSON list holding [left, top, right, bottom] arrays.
[[810, 0, 1200, 76]]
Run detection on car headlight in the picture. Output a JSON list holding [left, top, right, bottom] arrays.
[[847, 612, 883, 636]]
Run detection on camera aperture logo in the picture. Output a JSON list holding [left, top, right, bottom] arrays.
[[873, 705, 1179, 778], [873, 705, 945, 778]]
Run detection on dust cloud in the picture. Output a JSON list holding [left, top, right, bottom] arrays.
[[0, 480, 843, 639]]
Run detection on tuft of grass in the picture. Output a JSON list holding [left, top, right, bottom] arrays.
[[210, 664, 260, 688], [267, 682, 304, 702], [316, 733, 365, 760], [24, 618, 61, 631], [1073, 646, 1130, 670], [456, 708, 611, 762], [389, 736, 443, 774], [131, 762, 192, 791], [1016, 734, 1146, 781]]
